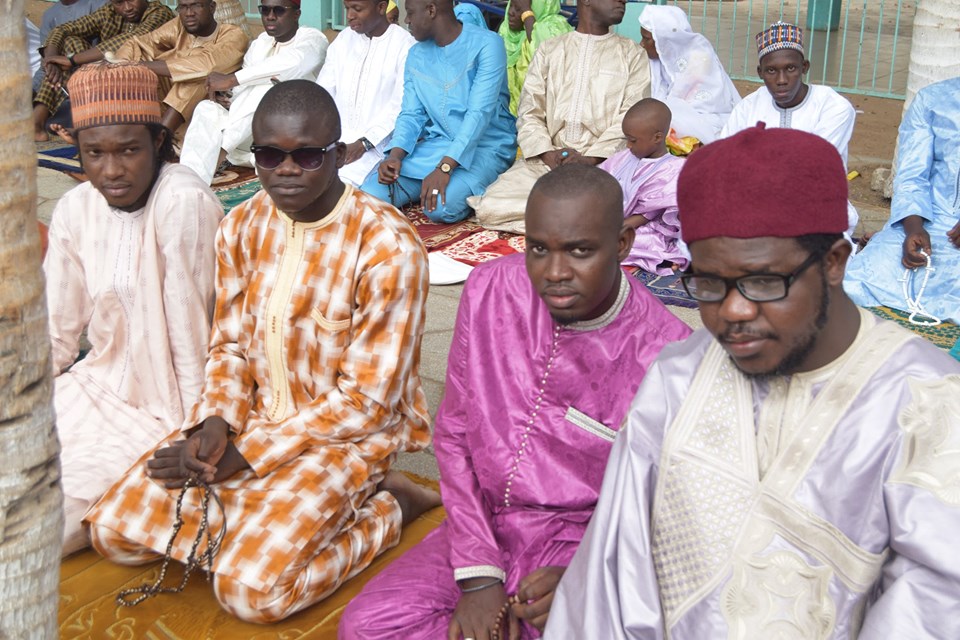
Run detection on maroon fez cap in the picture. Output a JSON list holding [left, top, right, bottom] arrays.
[[678, 124, 848, 244]]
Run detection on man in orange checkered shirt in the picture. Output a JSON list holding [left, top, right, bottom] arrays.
[[85, 80, 440, 623]]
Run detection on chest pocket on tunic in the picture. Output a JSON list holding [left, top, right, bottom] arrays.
[[564, 407, 617, 443], [311, 307, 351, 333]]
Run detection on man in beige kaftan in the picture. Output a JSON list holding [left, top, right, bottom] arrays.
[[470, 0, 650, 234], [113, 0, 248, 137]]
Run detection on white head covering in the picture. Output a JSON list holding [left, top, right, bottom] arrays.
[[639, 5, 741, 143]]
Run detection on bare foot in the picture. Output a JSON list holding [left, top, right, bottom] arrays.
[[49, 124, 76, 146], [34, 129, 50, 142], [379, 470, 441, 525]]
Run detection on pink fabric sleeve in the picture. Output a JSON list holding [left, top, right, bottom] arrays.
[[433, 273, 507, 581]]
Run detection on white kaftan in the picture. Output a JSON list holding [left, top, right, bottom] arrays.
[[316, 24, 414, 187], [180, 27, 327, 184]]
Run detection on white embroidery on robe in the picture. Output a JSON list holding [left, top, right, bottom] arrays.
[[891, 375, 960, 507], [721, 550, 836, 640]]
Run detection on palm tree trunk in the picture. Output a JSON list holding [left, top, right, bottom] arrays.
[[0, 6, 64, 639], [904, 0, 960, 110]]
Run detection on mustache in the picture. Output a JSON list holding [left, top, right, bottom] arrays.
[[718, 324, 775, 343]]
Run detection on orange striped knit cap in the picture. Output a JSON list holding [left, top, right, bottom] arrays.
[[68, 62, 162, 131]]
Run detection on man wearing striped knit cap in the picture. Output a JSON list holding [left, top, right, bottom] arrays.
[[720, 20, 859, 237], [44, 62, 223, 556]]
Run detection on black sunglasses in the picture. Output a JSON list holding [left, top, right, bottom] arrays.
[[258, 4, 296, 17], [250, 142, 339, 171]]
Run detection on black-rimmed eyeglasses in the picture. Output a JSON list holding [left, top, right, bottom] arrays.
[[250, 142, 339, 171], [679, 252, 822, 303], [258, 4, 295, 17]]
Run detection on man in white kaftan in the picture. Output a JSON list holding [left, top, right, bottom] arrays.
[[180, 0, 326, 184], [721, 78, 855, 163], [720, 21, 858, 236], [470, 0, 650, 234], [317, 0, 414, 187], [46, 62, 223, 556], [546, 126, 960, 639]]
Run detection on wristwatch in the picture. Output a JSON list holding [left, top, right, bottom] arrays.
[[359, 137, 374, 152], [437, 162, 453, 174], [67, 52, 77, 67]]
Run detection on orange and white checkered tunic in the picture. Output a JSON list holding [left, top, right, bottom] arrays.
[[86, 185, 430, 619]]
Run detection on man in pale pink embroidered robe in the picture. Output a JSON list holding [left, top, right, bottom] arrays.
[[547, 127, 960, 638], [340, 165, 691, 639], [44, 62, 223, 556]]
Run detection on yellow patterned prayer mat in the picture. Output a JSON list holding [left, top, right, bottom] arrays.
[[868, 306, 960, 352], [61, 484, 445, 639]]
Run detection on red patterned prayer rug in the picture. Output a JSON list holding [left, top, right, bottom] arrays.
[[400, 205, 526, 265]]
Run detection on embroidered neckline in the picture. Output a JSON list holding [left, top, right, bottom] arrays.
[[565, 273, 631, 332], [277, 184, 353, 230], [772, 83, 813, 114], [573, 30, 617, 41], [790, 308, 875, 385]]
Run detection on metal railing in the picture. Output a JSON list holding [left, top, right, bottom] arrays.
[[652, 0, 914, 99]]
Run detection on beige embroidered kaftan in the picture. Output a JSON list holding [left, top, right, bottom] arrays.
[[471, 30, 650, 233]]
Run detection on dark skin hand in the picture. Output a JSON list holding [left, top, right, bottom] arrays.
[[378, 148, 407, 185], [43, 48, 105, 86], [558, 148, 603, 166], [901, 215, 933, 268], [511, 0, 535, 41], [509, 566, 565, 635], [948, 220, 960, 249], [206, 71, 239, 96], [624, 214, 650, 229], [146, 416, 250, 488], [343, 141, 367, 165], [421, 159, 457, 213], [43, 58, 65, 87], [536, 148, 602, 170], [536, 149, 568, 170], [448, 579, 509, 640]]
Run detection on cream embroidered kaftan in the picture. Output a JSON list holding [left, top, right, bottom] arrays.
[[471, 30, 650, 234]]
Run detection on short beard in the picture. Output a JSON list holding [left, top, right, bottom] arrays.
[[739, 269, 830, 380]]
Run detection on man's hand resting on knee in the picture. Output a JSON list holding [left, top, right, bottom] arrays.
[[146, 416, 250, 488], [449, 578, 510, 640]]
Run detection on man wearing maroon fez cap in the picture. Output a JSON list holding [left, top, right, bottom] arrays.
[[546, 125, 960, 639]]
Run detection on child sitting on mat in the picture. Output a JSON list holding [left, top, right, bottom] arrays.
[[599, 98, 689, 275]]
